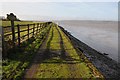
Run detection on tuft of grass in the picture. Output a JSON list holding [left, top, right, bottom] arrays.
[[35, 63, 70, 78]]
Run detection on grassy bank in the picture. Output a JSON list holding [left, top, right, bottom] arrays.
[[2, 23, 51, 80], [33, 23, 104, 78]]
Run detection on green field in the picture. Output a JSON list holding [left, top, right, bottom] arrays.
[[2, 20, 46, 46], [1, 20, 44, 37], [1, 20, 42, 26]]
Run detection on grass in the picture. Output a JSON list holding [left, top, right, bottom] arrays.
[[2, 23, 51, 80], [36, 63, 70, 78], [34, 23, 104, 78], [50, 24, 61, 50], [2, 21, 45, 39], [1, 20, 41, 26], [34, 23, 70, 78], [2, 22, 104, 79], [58, 25, 104, 78], [2, 20, 47, 53]]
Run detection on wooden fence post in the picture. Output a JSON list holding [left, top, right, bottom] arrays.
[[40, 24, 42, 30], [35, 24, 36, 35], [2, 27, 5, 57], [36, 23, 38, 35], [46, 23, 47, 27], [39, 24, 40, 32], [42, 23, 43, 29], [43, 23, 45, 28], [27, 24, 29, 40], [46, 22, 48, 27], [37, 23, 39, 34], [11, 20, 15, 46], [33, 24, 35, 36], [7, 13, 16, 47], [17, 24, 20, 46], [38, 23, 39, 33]]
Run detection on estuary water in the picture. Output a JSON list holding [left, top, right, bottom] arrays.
[[56, 20, 118, 61]]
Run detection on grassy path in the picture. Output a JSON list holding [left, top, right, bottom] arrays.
[[24, 23, 104, 78], [23, 24, 52, 78]]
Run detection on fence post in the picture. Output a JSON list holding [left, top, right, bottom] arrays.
[[36, 23, 39, 35], [27, 24, 29, 40], [44, 23, 45, 28], [39, 24, 41, 32], [38, 24, 39, 32], [17, 24, 20, 46], [37, 23, 39, 33], [11, 20, 15, 46], [38, 23, 39, 33], [46, 22, 48, 28], [40, 24, 42, 30], [2, 27, 5, 57], [33, 24, 35, 36], [42, 23, 43, 29], [7, 13, 16, 47], [46, 22, 48, 27]]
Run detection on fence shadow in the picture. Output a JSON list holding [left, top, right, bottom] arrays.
[[4, 37, 36, 60]]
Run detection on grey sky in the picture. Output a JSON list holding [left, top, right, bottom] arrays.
[[1, 1, 118, 21]]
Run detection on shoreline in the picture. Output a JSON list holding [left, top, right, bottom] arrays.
[[59, 26, 120, 79]]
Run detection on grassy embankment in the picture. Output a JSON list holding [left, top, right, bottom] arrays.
[[2, 21, 51, 79], [34, 23, 104, 78]]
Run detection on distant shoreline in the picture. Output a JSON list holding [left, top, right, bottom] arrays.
[[55, 20, 118, 30], [54, 20, 118, 22]]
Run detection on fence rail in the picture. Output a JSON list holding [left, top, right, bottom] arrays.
[[2, 22, 50, 57]]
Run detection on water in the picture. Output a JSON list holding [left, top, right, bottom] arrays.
[[57, 21, 118, 61]]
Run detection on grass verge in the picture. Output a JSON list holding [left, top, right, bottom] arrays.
[[2, 24, 51, 80]]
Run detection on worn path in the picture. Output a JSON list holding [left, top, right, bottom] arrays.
[[24, 23, 104, 78]]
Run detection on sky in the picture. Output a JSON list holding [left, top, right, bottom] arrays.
[[0, 1, 119, 21], [0, 0, 119, 2]]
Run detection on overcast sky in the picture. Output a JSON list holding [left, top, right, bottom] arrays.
[[1, 0, 119, 21]]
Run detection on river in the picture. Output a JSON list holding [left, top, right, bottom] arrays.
[[56, 20, 118, 61]]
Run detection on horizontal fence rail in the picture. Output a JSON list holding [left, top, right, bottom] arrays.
[[2, 22, 51, 57]]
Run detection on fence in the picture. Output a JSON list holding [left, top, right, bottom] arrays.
[[2, 22, 49, 57], [0, 26, 2, 60]]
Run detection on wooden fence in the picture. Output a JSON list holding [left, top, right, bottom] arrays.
[[2, 22, 50, 57]]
